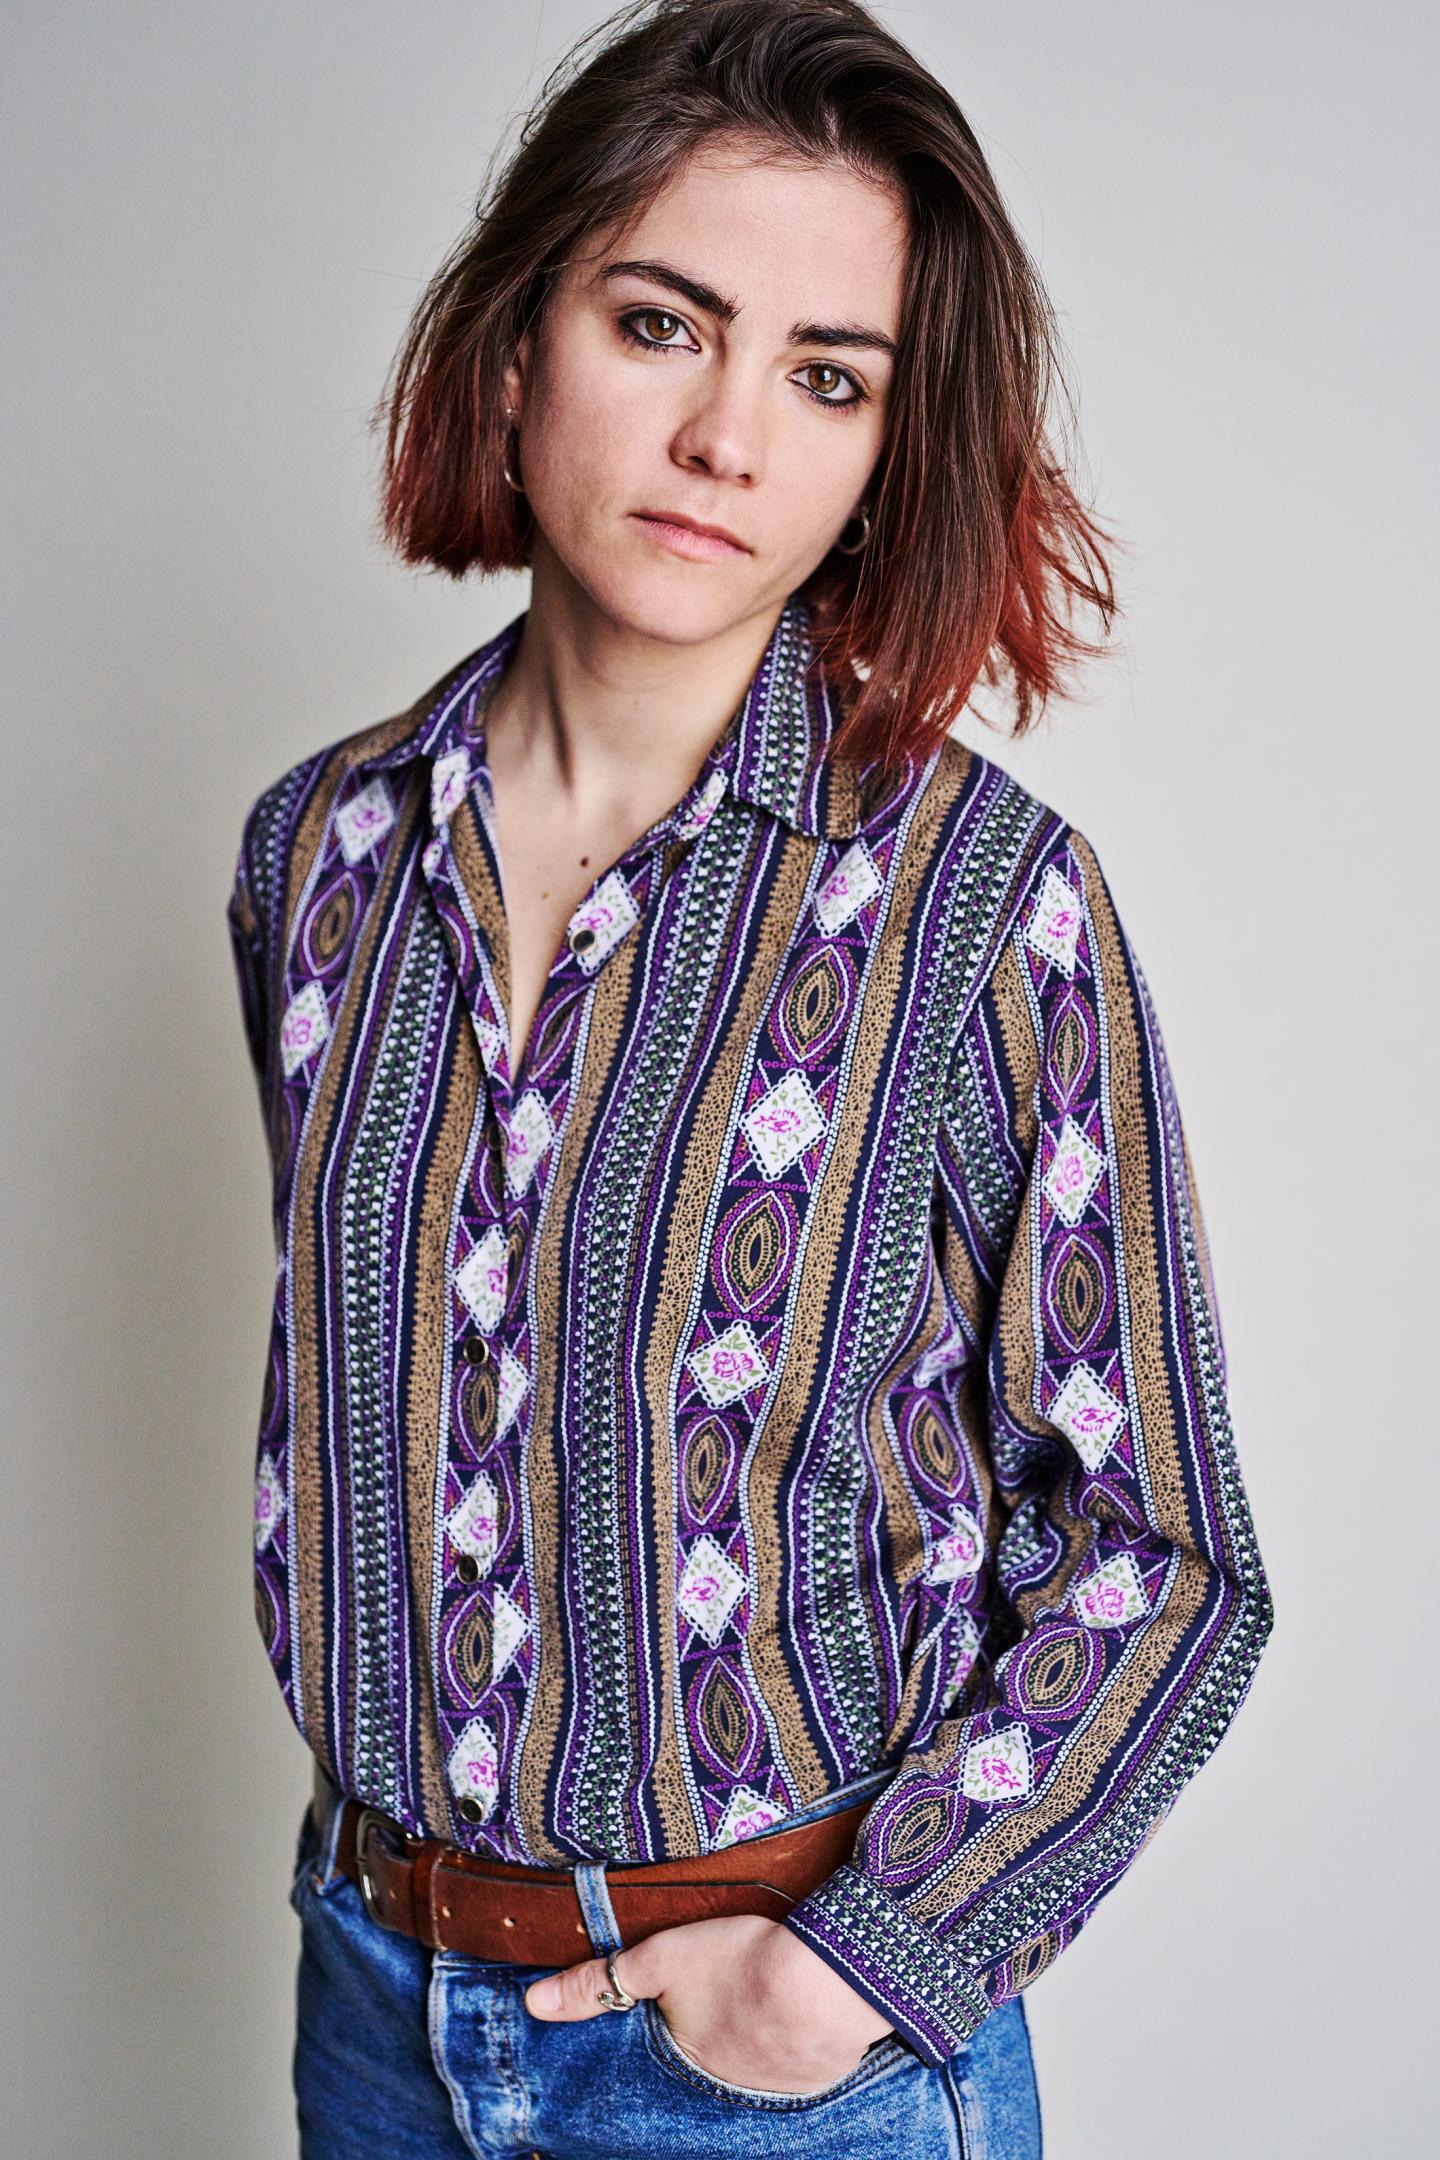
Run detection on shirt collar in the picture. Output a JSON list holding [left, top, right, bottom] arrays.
[[351, 593, 866, 840]]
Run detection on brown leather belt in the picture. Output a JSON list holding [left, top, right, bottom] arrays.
[[312, 1758, 870, 1965]]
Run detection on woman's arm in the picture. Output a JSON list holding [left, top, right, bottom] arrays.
[[780, 825, 1276, 2065], [226, 813, 272, 1116]]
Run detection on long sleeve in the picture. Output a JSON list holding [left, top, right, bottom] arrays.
[[226, 814, 272, 1124], [780, 824, 1275, 2066]]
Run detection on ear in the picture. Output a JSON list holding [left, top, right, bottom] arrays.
[[502, 330, 533, 423]]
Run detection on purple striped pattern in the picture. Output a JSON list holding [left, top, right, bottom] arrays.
[[226, 594, 1273, 2063]]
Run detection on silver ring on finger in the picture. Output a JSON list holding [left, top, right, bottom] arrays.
[[597, 1950, 639, 2012]]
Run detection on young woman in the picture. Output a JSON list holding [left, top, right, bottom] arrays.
[[227, 2, 1274, 2153]]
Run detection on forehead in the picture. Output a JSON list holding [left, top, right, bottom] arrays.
[[573, 140, 909, 335]]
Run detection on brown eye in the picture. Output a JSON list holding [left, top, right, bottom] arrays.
[[797, 360, 865, 413], [619, 308, 689, 349], [618, 307, 867, 416]]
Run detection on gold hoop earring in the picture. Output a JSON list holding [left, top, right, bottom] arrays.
[[835, 502, 871, 555], [502, 405, 524, 494]]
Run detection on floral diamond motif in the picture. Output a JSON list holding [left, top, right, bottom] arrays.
[[336, 776, 396, 864], [742, 1070, 827, 1179], [254, 1450, 285, 1553], [280, 982, 330, 1079], [1025, 864, 1084, 977], [925, 1504, 986, 1584], [1048, 1362, 1127, 1471], [1073, 1552, 1149, 1629], [504, 1089, 556, 1196], [961, 1723, 1033, 1804], [673, 766, 729, 842], [940, 1611, 983, 1713], [1043, 1116, 1104, 1226], [685, 1319, 771, 1408], [454, 1225, 509, 1332], [490, 1585, 529, 1680], [678, 1532, 747, 1646], [567, 870, 640, 971], [447, 1471, 499, 1575], [912, 1318, 966, 1389], [430, 748, 470, 829], [713, 1785, 787, 1846], [447, 1716, 499, 1819], [475, 1015, 503, 1071], [495, 1346, 529, 1441], [814, 839, 882, 935]]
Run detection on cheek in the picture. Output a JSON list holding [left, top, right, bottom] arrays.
[[520, 375, 648, 536], [768, 430, 877, 545]]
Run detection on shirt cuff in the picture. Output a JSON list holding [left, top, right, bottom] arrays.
[[779, 1862, 994, 2068]]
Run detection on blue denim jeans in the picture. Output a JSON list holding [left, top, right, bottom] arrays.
[[289, 1772, 1043, 2158]]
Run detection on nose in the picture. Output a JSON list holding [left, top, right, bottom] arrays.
[[670, 375, 764, 486]]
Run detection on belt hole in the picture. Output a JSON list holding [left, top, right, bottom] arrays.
[[575, 1921, 585, 1933], [502, 1915, 515, 1927], [441, 1905, 453, 1919]]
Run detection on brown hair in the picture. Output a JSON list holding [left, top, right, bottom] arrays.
[[368, 0, 1120, 768]]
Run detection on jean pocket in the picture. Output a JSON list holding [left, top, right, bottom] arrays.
[[640, 1996, 911, 2111]]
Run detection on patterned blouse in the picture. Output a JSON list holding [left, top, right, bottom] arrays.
[[226, 592, 1273, 2066]]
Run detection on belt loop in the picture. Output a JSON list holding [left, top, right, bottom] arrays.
[[572, 1861, 624, 1958]]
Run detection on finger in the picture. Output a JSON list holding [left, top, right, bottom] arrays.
[[523, 1944, 653, 2022]]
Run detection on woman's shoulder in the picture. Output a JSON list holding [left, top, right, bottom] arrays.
[[229, 721, 381, 941], [228, 657, 466, 932], [236, 708, 407, 832], [916, 730, 1091, 947], [900, 731, 1167, 1073]]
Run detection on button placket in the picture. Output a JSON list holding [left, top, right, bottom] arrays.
[[424, 718, 736, 1850]]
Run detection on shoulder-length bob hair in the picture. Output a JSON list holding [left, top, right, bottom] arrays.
[[370, 0, 1119, 771]]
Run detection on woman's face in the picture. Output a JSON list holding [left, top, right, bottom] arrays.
[[504, 138, 907, 647]]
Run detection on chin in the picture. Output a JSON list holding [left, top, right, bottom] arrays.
[[577, 556, 762, 650]]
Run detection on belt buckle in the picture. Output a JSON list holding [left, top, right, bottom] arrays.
[[354, 1805, 409, 1929]]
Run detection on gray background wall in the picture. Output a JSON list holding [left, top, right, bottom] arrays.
[[3, 3, 1432, 2153]]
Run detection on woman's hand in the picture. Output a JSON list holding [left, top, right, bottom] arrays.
[[523, 1912, 895, 2094]]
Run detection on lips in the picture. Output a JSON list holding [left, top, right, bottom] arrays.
[[632, 510, 750, 553]]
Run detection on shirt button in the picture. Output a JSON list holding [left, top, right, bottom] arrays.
[[568, 925, 596, 956], [458, 1795, 485, 1824], [461, 1337, 492, 1366], [455, 1553, 480, 1583]]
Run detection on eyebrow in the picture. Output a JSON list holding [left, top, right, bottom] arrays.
[[598, 257, 898, 360]]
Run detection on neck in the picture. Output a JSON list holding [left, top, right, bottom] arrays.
[[482, 542, 788, 817]]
